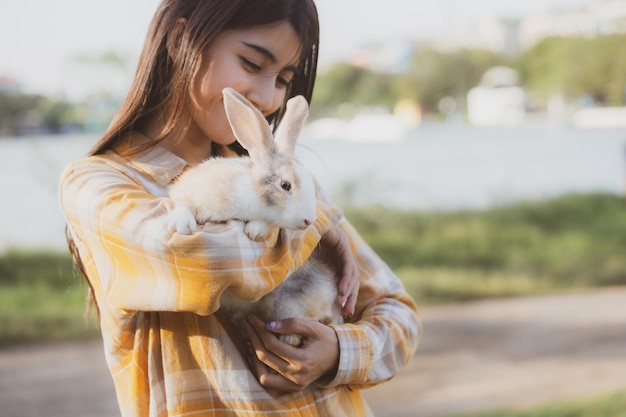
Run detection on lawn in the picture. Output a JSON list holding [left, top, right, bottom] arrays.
[[1, 192, 625, 346], [450, 390, 626, 417]]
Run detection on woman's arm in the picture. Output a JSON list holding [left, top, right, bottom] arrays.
[[59, 156, 341, 316], [242, 217, 421, 392], [322, 218, 421, 389]]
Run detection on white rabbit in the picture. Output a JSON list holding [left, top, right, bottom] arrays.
[[168, 88, 316, 241], [168, 87, 343, 346]]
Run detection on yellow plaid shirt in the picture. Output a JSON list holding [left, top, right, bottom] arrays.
[[58, 132, 421, 417]]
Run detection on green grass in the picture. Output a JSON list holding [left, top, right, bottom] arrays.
[[1, 192, 625, 346], [396, 267, 557, 304], [345, 192, 626, 304], [0, 250, 98, 347], [449, 390, 626, 417]]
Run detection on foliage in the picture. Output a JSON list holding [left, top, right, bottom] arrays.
[[406, 48, 507, 112], [0, 250, 96, 347], [0, 91, 86, 137], [313, 33, 626, 117], [345, 193, 626, 303], [2, 35, 625, 136], [450, 390, 626, 417], [312, 63, 399, 116], [1, 193, 625, 346], [313, 48, 506, 116], [0, 50, 131, 137], [517, 34, 626, 105]]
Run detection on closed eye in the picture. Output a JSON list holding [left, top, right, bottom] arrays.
[[277, 75, 292, 88], [240, 57, 293, 88], [240, 57, 261, 72]]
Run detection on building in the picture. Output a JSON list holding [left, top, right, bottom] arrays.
[[447, 0, 626, 55], [520, 0, 626, 49], [464, 18, 522, 56], [466, 66, 526, 127]]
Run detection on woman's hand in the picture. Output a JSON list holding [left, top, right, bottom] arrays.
[[320, 226, 359, 318], [241, 315, 340, 393]]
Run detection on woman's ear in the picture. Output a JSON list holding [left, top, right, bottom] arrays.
[[166, 18, 188, 61]]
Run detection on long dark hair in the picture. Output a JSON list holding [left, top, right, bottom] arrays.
[[68, 0, 320, 313], [89, 0, 319, 156]]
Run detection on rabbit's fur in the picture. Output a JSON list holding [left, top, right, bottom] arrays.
[[168, 88, 343, 346]]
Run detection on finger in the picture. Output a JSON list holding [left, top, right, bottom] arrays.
[[270, 318, 341, 386], [340, 264, 358, 292], [343, 280, 359, 319], [338, 288, 357, 318], [336, 262, 353, 296], [245, 339, 305, 393], [248, 316, 324, 389], [241, 316, 289, 372], [247, 315, 298, 367], [264, 317, 317, 339], [239, 319, 269, 380], [338, 265, 359, 317]]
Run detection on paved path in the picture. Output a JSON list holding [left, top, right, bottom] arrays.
[[1, 288, 625, 417], [365, 287, 626, 416]]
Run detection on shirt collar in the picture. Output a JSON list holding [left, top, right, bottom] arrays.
[[111, 131, 189, 186]]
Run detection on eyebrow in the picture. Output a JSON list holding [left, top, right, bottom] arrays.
[[241, 41, 299, 73]]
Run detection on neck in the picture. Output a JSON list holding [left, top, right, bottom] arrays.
[[140, 114, 213, 165], [161, 132, 212, 165]]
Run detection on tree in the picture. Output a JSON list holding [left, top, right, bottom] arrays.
[[312, 48, 506, 118], [313, 63, 398, 116], [0, 91, 85, 136], [519, 34, 626, 105], [406, 48, 507, 112]]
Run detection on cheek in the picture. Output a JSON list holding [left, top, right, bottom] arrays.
[[187, 62, 234, 142], [273, 92, 288, 115]]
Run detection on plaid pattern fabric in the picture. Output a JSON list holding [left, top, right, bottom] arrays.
[[58, 132, 421, 417]]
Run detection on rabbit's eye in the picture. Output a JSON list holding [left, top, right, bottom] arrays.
[[280, 180, 292, 192]]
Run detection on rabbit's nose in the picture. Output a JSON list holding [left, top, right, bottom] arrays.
[[303, 219, 312, 228]]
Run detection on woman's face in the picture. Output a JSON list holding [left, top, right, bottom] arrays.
[[187, 21, 302, 149]]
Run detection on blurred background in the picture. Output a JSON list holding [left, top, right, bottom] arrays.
[[1, 1, 625, 417]]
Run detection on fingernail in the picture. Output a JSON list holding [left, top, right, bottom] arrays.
[[266, 321, 282, 331]]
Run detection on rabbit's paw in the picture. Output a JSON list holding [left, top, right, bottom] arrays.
[[279, 334, 303, 348], [244, 220, 271, 241], [168, 206, 198, 235]]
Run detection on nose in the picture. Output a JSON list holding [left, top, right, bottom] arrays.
[[246, 80, 281, 116], [303, 218, 312, 228]]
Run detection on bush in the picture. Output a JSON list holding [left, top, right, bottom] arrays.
[[0, 250, 97, 347], [1, 192, 625, 345], [346, 193, 626, 302]]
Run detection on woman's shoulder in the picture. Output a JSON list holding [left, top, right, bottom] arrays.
[[60, 131, 172, 183], [59, 151, 131, 184]]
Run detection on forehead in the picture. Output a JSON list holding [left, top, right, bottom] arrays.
[[215, 22, 303, 67]]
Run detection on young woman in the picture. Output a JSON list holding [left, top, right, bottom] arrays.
[[58, 1, 421, 416]]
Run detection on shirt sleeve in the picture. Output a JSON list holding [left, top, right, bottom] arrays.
[[58, 156, 342, 316], [320, 217, 422, 389]]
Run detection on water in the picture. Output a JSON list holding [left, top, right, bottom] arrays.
[[298, 126, 626, 209], [1, 126, 624, 250], [0, 135, 92, 250]]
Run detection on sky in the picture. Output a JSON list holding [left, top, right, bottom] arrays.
[[0, 0, 593, 98]]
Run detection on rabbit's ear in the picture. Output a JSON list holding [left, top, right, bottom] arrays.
[[274, 95, 309, 156], [222, 88, 276, 162]]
